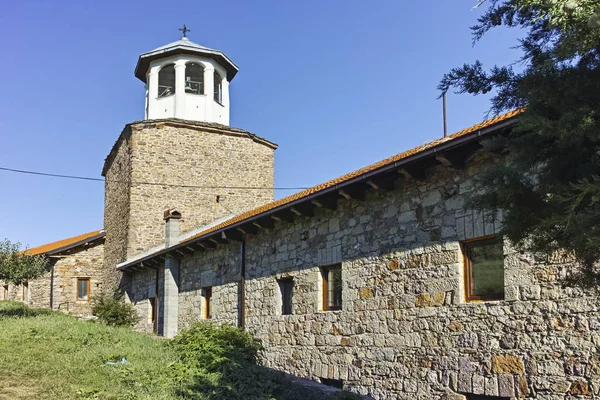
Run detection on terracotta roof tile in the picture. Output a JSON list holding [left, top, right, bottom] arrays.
[[117, 108, 523, 268], [177, 108, 524, 247], [25, 230, 105, 256]]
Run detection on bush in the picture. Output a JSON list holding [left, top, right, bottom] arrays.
[[91, 291, 138, 327], [170, 322, 326, 400]]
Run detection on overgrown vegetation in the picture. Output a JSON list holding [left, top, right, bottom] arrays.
[[92, 291, 140, 327], [0, 239, 48, 285], [439, 0, 600, 284], [0, 302, 361, 400]]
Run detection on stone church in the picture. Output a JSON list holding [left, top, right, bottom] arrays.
[[4, 34, 600, 399]]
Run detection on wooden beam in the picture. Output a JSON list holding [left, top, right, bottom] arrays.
[[435, 152, 466, 169], [366, 178, 395, 191], [311, 197, 337, 210], [256, 217, 274, 229], [338, 187, 365, 201], [272, 209, 295, 223], [202, 240, 217, 249], [398, 166, 426, 180], [224, 229, 244, 242]]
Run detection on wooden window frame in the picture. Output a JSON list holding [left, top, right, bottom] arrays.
[[203, 287, 212, 320], [278, 278, 294, 315], [462, 234, 505, 302], [321, 264, 342, 311], [22, 282, 28, 302], [76, 278, 91, 302]]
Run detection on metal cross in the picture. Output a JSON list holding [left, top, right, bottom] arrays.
[[179, 24, 191, 38]]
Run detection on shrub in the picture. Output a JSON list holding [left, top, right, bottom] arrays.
[[170, 322, 326, 400], [91, 291, 138, 327]]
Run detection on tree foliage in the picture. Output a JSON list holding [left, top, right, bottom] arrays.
[[0, 239, 48, 285], [439, 1, 600, 282]]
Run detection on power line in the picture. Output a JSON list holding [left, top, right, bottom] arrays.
[[0, 166, 309, 191]]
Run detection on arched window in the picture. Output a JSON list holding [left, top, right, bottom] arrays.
[[158, 64, 175, 98], [214, 71, 223, 104], [185, 63, 205, 94]]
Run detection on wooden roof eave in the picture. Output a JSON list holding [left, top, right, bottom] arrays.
[[118, 116, 517, 272]]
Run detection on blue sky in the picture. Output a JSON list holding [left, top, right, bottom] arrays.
[[0, 1, 521, 248]]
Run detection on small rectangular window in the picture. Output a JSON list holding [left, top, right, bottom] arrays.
[[150, 296, 158, 333], [77, 278, 90, 301], [322, 264, 342, 311], [203, 287, 212, 319], [278, 278, 294, 315], [462, 236, 505, 302], [22, 282, 29, 302]]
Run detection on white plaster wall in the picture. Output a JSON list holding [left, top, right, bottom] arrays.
[[145, 55, 230, 124]]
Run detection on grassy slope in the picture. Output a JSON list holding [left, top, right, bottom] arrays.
[[0, 302, 358, 400], [0, 301, 180, 400]]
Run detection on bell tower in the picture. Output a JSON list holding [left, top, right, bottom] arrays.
[[134, 26, 238, 125], [102, 29, 276, 295]]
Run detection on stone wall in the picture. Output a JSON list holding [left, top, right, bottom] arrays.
[[130, 152, 600, 399], [103, 126, 133, 291], [1, 240, 104, 315], [102, 120, 276, 289]]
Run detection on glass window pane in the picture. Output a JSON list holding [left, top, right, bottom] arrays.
[[185, 63, 204, 94], [213, 71, 222, 103], [328, 267, 342, 309], [77, 279, 88, 300], [279, 279, 293, 315], [158, 64, 176, 98], [470, 240, 504, 296]]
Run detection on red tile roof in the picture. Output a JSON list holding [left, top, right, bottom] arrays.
[[176, 108, 524, 247], [25, 230, 105, 256]]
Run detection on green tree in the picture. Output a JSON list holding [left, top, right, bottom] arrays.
[[0, 239, 48, 285], [439, 1, 600, 282]]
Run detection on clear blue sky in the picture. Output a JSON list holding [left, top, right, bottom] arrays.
[[0, 1, 521, 248]]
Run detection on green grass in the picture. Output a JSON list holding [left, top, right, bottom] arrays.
[[0, 301, 180, 400], [0, 302, 360, 400]]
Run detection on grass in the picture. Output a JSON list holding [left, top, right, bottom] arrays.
[[0, 301, 180, 400], [0, 302, 360, 400]]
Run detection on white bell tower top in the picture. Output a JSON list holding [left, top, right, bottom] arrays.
[[135, 27, 238, 125]]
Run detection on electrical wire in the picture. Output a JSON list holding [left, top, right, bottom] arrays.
[[0, 166, 309, 191]]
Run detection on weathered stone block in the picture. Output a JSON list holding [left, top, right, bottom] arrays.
[[492, 354, 525, 375]]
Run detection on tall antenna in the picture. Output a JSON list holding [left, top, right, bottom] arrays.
[[443, 92, 448, 137]]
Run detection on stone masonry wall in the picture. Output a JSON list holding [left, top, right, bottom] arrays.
[[1, 241, 104, 315], [103, 126, 132, 291], [103, 120, 276, 294], [156, 152, 600, 400], [126, 121, 275, 258]]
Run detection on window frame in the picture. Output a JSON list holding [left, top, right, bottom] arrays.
[[321, 263, 342, 311], [22, 282, 28, 302], [213, 71, 223, 104], [462, 234, 505, 302], [184, 62, 205, 95], [203, 286, 212, 320], [76, 277, 91, 302], [158, 63, 176, 98], [278, 278, 294, 315]]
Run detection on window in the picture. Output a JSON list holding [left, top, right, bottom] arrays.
[[462, 236, 505, 302], [22, 282, 28, 302], [322, 264, 342, 311], [203, 287, 212, 319], [158, 64, 176, 98], [213, 71, 222, 104], [185, 62, 204, 94], [2, 285, 7, 300], [150, 296, 158, 333], [77, 278, 90, 301], [278, 278, 294, 315]]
